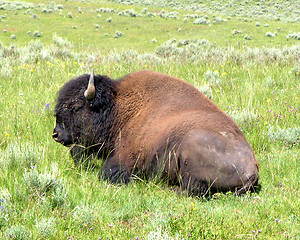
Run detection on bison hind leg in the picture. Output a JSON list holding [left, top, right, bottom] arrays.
[[177, 173, 210, 196], [177, 129, 259, 196]]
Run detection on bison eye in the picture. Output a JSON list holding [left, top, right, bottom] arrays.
[[71, 106, 82, 112]]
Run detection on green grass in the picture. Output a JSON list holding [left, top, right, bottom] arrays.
[[0, 0, 299, 239], [1, 0, 299, 51]]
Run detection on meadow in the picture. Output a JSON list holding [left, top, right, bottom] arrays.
[[0, 0, 299, 239]]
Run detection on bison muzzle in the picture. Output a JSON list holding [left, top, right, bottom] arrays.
[[53, 69, 259, 196]]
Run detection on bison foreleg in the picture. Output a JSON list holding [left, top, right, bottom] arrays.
[[100, 157, 131, 184], [70, 145, 95, 166]]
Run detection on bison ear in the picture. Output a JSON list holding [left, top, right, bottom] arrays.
[[84, 67, 96, 100]]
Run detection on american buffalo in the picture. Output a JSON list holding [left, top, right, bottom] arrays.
[[53, 69, 259, 195]]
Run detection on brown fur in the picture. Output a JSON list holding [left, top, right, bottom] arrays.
[[112, 71, 249, 164]]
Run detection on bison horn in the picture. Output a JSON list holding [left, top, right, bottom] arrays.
[[84, 67, 96, 100]]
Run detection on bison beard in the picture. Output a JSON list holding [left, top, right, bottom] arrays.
[[53, 70, 259, 196]]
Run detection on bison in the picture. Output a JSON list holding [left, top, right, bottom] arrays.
[[53, 69, 259, 195]]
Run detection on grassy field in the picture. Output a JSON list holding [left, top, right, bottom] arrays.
[[0, 0, 299, 239]]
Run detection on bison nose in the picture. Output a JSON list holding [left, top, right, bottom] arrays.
[[52, 132, 59, 142]]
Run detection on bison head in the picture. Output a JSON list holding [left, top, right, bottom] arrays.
[[53, 68, 116, 149]]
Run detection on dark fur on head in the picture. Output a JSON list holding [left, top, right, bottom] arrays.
[[54, 74, 118, 157]]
